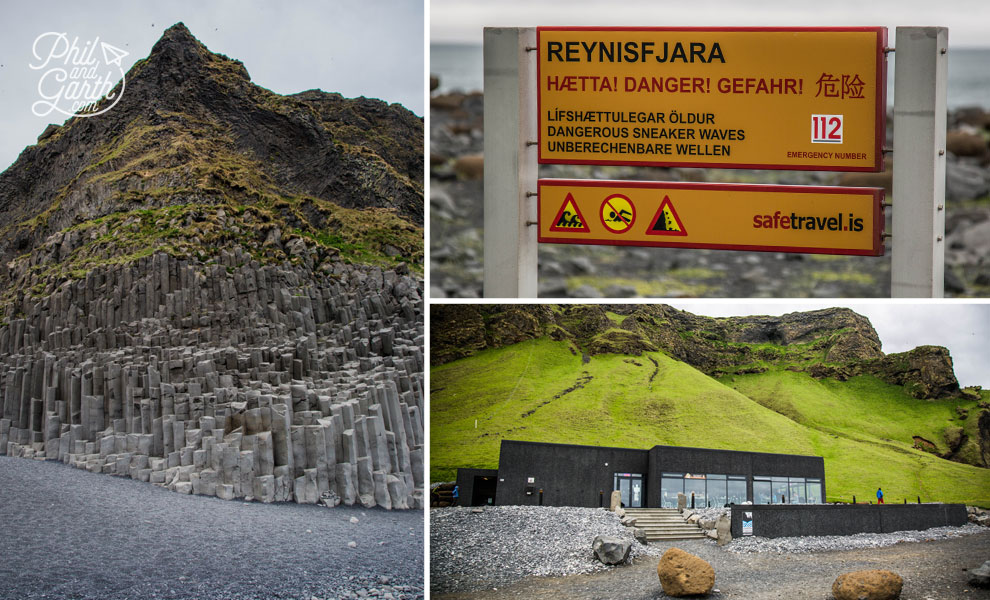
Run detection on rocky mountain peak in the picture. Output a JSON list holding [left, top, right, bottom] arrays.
[[137, 22, 250, 95], [0, 22, 422, 302], [149, 22, 207, 60]]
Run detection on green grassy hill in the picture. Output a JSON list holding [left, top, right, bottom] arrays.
[[431, 337, 990, 507]]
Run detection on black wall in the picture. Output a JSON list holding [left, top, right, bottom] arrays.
[[651, 444, 827, 504], [454, 468, 498, 506], [494, 441, 826, 507], [730, 504, 968, 538], [495, 440, 648, 507]]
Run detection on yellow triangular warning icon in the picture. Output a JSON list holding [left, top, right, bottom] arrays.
[[646, 196, 687, 236], [549, 193, 590, 233]]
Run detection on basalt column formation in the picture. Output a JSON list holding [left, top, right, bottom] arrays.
[[0, 252, 424, 508], [0, 23, 424, 508]]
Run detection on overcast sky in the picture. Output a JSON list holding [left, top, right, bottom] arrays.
[[0, 0, 424, 172], [431, 0, 990, 47], [665, 301, 990, 388]]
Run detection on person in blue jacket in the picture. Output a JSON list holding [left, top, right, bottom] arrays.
[[877, 487, 884, 504]]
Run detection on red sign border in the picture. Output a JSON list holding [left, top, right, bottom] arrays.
[[536, 26, 888, 173], [537, 178, 886, 256]]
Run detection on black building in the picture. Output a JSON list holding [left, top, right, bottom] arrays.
[[456, 440, 826, 508]]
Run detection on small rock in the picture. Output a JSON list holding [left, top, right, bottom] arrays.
[[347, 541, 357, 548], [350, 516, 360, 524], [946, 129, 988, 158], [602, 284, 638, 298], [452, 154, 484, 180], [970, 560, 990, 588], [832, 569, 903, 600], [570, 284, 602, 298]]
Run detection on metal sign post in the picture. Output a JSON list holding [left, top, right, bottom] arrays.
[[483, 27, 538, 298], [891, 27, 948, 297]]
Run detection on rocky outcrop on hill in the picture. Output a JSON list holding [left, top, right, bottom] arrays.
[[430, 305, 961, 401], [431, 304, 883, 370], [868, 346, 960, 399], [430, 304, 555, 365], [0, 24, 424, 508]]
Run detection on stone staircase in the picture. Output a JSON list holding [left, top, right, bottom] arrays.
[[624, 508, 706, 541]]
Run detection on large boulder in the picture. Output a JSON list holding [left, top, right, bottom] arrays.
[[657, 547, 715, 597], [970, 561, 990, 588], [832, 570, 903, 600], [715, 514, 732, 547], [592, 535, 632, 565]]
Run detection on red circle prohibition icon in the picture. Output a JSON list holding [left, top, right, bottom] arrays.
[[600, 194, 636, 234]]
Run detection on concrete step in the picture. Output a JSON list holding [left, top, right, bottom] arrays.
[[648, 533, 708, 541], [623, 508, 706, 541]]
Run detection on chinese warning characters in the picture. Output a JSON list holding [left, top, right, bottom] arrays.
[[538, 27, 887, 171], [815, 73, 867, 99]]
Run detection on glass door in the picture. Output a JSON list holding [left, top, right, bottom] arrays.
[[613, 473, 644, 508]]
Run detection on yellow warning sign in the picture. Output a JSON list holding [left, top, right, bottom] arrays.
[[646, 196, 687, 236], [600, 194, 635, 233], [537, 27, 887, 172], [549, 192, 590, 232], [538, 179, 885, 256]]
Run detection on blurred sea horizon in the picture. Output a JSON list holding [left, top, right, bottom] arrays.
[[431, 43, 990, 110]]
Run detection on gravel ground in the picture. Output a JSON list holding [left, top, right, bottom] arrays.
[[430, 505, 990, 599], [729, 523, 988, 554], [0, 456, 423, 600], [430, 506, 660, 593]]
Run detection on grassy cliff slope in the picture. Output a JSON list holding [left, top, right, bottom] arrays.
[[431, 338, 990, 506]]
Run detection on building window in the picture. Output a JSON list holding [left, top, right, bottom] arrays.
[[755, 475, 821, 504], [660, 473, 684, 508], [772, 477, 789, 504], [807, 479, 822, 503], [789, 477, 807, 504], [707, 474, 727, 507], [727, 476, 747, 505], [754, 477, 772, 504], [684, 473, 707, 508]]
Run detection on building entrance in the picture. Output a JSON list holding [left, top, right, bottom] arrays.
[[613, 473, 644, 508], [471, 475, 497, 505]]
